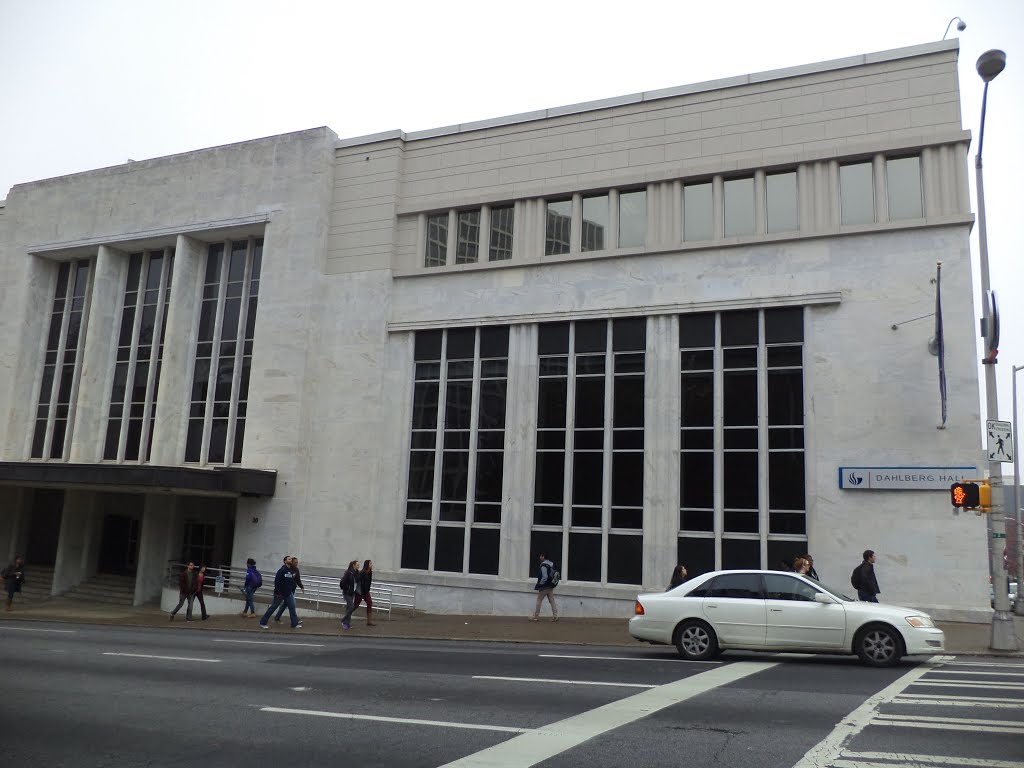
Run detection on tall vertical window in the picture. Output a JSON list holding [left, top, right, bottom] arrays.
[[402, 326, 509, 575], [886, 156, 922, 221], [618, 189, 647, 248], [545, 199, 572, 256], [766, 172, 799, 234], [684, 182, 713, 242], [532, 317, 646, 585], [489, 206, 514, 261], [455, 210, 481, 264], [724, 177, 755, 237], [32, 259, 92, 459], [185, 238, 262, 465], [104, 250, 174, 462], [581, 194, 608, 252], [425, 214, 448, 267], [840, 162, 874, 225], [679, 308, 805, 577]]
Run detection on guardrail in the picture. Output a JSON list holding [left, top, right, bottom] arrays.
[[163, 562, 417, 621]]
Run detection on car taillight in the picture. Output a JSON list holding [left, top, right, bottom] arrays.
[[634, 600, 645, 615]]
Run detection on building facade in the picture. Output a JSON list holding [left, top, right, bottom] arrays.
[[0, 40, 991, 619]]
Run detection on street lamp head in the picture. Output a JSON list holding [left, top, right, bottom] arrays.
[[943, 16, 967, 39], [977, 49, 1006, 83]]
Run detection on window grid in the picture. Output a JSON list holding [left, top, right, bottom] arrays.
[[545, 199, 572, 256], [104, 250, 174, 463], [425, 214, 448, 267], [185, 238, 261, 466], [678, 309, 805, 577], [32, 259, 92, 460], [455, 210, 481, 264], [488, 206, 514, 261], [402, 327, 509, 575]]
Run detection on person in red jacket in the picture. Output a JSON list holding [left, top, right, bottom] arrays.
[[170, 562, 200, 621]]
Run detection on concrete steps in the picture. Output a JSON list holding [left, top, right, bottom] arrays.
[[65, 573, 136, 606], [14, 565, 55, 603]]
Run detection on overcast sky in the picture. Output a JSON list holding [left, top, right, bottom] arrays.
[[2, 0, 1022, 459]]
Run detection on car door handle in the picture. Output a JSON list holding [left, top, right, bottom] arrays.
[[706, 604, 717, 609], [770, 608, 782, 612]]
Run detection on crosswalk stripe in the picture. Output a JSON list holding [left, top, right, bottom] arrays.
[[873, 720, 1024, 735], [894, 693, 1024, 704], [840, 753, 1024, 768], [893, 697, 1024, 709], [910, 680, 1024, 690], [876, 713, 1024, 727], [926, 670, 1024, 677]]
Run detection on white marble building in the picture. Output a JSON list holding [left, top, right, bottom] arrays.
[[0, 40, 992, 620]]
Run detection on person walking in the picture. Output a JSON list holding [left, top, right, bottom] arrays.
[[274, 556, 303, 625], [851, 549, 881, 602], [339, 560, 359, 630], [169, 562, 200, 621], [667, 564, 688, 591], [804, 554, 819, 581], [793, 557, 810, 576], [194, 565, 211, 620], [352, 559, 376, 627], [530, 552, 558, 622], [241, 558, 261, 617], [260, 558, 301, 629], [2, 555, 25, 612]]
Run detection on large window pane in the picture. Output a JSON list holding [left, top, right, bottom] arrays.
[[766, 172, 798, 234], [425, 214, 448, 267], [455, 210, 481, 264], [684, 183, 713, 241], [724, 177, 755, 237], [618, 190, 646, 248], [546, 199, 572, 256], [569, 532, 601, 582], [607, 535, 642, 584], [887, 156, 922, 220], [489, 206, 514, 261], [840, 162, 874, 225], [581, 195, 608, 251]]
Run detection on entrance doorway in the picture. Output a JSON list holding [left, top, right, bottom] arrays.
[[98, 515, 140, 575], [26, 489, 63, 566]]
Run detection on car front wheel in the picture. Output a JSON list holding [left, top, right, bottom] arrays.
[[675, 620, 719, 661], [855, 624, 903, 667]]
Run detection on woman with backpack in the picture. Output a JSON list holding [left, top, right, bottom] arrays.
[[241, 558, 262, 617]]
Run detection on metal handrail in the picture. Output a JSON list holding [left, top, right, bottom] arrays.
[[163, 562, 417, 620]]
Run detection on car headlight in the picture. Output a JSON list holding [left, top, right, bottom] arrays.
[[905, 616, 934, 628]]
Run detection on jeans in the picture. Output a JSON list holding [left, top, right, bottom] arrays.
[[171, 593, 196, 619], [341, 593, 355, 626], [262, 592, 299, 627], [274, 592, 299, 624], [858, 590, 879, 603], [243, 587, 256, 614], [195, 589, 208, 619]]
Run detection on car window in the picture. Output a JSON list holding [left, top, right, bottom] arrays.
[[764, 574, 818, 602], [707, 573, 763, 599], [687, 581, 713, 598]]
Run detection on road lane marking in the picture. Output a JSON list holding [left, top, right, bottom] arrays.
[[938, 661, 1024, 669], [840, 752, 1024, 767], [874, 720, 1024, 735], [875, 713, 1024, 728], [103, 653, 220, 663], [910, 680, 1024, 690], [260, 706, 528, 734], [0, 626, 76, 633], [439, 661, 776, 768], [894, 696, 1024, 709], [473, 675, 654, 689], [792, 657, 949, 768], [538, 654, 721, 664], [213, 639, 325, 647], [927, 669, 1024, 677], [895, 693, 1024, 703]]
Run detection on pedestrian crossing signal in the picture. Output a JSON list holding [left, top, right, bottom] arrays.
[[950, 482, 981, 509]]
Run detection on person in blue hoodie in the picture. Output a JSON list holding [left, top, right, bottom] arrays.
[[241, 558, 261, 618], [259, 557, 301, 629]]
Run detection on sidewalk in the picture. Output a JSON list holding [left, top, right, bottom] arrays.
[[2, 597, 1022, 656]]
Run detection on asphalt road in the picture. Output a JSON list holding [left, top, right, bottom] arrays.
[[1, 621, 1021, 768]]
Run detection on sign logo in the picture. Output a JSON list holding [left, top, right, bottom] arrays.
[[839, 466, 975, 490], [847, 472, 865, 486]]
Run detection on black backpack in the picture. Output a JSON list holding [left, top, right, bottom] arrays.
[[850, 565, 862, 590]]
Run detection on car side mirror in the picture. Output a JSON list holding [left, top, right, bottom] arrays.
[[813, 593, 835, 604]]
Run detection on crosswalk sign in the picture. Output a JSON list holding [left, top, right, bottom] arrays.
[[986, 419, 1013, 463]]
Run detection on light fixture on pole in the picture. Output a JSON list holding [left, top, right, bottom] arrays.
[[973, 48, 1016, 650], [1013, 363, 1023, 615], [943, 16, 967, 40]]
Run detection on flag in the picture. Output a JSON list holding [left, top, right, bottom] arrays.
[[935, 263, 947, 427]]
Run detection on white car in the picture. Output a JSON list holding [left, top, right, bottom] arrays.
[[629, 570, 944, 667]]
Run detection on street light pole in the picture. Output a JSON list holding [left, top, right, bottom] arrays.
[[974, 49, 1016, 650], [1013, 363, 1023, 616]]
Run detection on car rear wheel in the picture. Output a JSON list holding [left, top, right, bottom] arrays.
[[855, 624, 903, 667], [674, 620, 719, 661]]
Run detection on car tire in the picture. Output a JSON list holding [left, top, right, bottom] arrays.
[[674, 619, 719, 661], [854, 624, 903, 667]]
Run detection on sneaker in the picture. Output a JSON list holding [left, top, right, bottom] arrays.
[[551, 617, 559, 622], [259, 623, 269, 629], [274, 619, 282, 624], [529, 616, 538, 622], [342, 622, 351, 630], [292, 622, 303, 629]]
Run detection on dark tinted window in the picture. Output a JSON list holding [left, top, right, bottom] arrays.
[[764, 573, 818, 602], [707, 573, 763, 599]]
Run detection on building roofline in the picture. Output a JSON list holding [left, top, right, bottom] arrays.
[[336, 39, 959, 149]]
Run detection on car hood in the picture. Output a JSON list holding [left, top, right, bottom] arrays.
[[840, 600, 934, 621]]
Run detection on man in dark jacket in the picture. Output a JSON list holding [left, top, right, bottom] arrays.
[[259, 558, 301, 629], [852, 549, 881, 602], [531, 552, 558, 622], [2, 555, 25, 611], [274, 556, 304, 624], [169, 562, 200, 621], [339, 560, 359, 630]]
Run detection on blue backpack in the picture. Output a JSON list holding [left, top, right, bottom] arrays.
[[252, 568, 263, 590]]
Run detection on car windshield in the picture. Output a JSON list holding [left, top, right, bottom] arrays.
[[814, 580, 855, 602]]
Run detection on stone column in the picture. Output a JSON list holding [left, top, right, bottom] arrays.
[[150, 235, 204, 465], [52, 490, 94, 594], [501, 323, 538, 580], [69, 245, 128, 463], [134, 494, 178, 606]]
